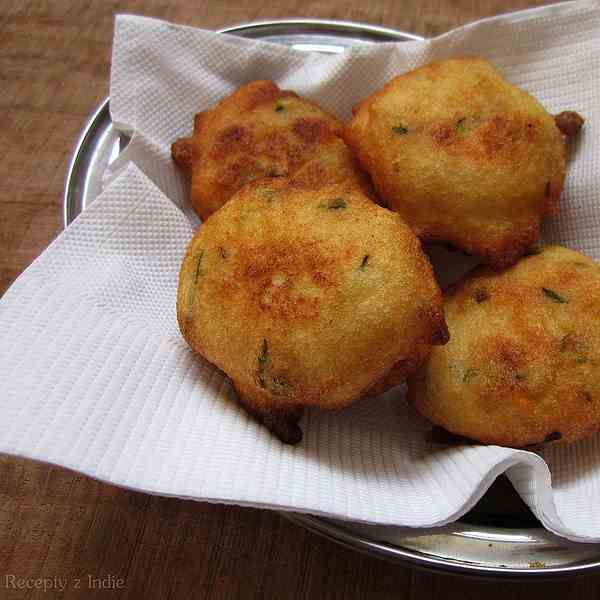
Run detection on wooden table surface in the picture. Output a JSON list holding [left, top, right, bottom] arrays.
[[2, 1, 599, 598]]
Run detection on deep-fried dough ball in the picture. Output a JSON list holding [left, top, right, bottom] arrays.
[[172, 80, 371, 220], [344, 57, 580, 269], [408, 246, 600, 447], [177, 179, 448, 443]]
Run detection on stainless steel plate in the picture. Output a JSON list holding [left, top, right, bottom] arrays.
[[63, 18, 600, 577]]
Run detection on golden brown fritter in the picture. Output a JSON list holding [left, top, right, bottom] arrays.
[[408, 246, 600, 448], [172, 80, 371, 220], [177, 179, 448, 443], [344, 57, 582, 270]]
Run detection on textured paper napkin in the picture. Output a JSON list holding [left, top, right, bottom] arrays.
[[1, 1, 600, 542]]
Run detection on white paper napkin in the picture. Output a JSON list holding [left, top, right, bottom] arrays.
[[2, 1, 600, 543]]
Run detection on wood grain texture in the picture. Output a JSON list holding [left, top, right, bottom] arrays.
[[1, 1, 598, 598]]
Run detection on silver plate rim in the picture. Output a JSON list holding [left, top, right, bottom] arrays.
[[64, 99, 110, 228], [283, 514, 600, 579], [220, 17, 425, 41], [62, 18, 600, 577]]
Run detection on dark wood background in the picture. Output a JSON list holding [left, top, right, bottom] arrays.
[[2, 1, 598, 598]]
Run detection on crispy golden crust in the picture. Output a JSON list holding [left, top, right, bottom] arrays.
[[290, 137, 377, 201], [171, 80, 371, 220], [408, 246, 600, 447], [554, 111, 585, 139], [344, 57, 569, 270], [177, 180, 447, 443], [172, 137, 193, 171]]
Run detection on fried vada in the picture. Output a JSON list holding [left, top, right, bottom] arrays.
[[344, 57, 584, 269], [172, 80, 371, 220], [177, 179, 448, 443], [408, 245, 600, 447]]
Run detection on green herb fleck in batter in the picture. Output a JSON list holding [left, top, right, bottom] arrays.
[[193, 251, 204, 284], [323, 198, 347, 210], [462, 368, 478, 384], [270, 375, 290, 395], [257, 339, 269, 388], [542, 287, 568, 304], [262, 188, 276, 202], [392, 124, 409, 135]]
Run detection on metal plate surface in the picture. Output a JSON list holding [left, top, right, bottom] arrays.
[[63, 18, 600, 577]]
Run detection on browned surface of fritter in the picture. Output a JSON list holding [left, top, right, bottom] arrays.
[[344, 57, 572, 270], [554, 110, 585, 138], [177, 179, 447, 442], [172, 80, 371, 220], [408, 246, 600, 447]]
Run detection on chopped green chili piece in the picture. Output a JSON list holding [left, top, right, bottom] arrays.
[[542, 287, 568, 304], [193, 251, 204, 284], [392, 124, 409, 135], [360, 255, 370, 270], [462, 368, 478, 383]]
